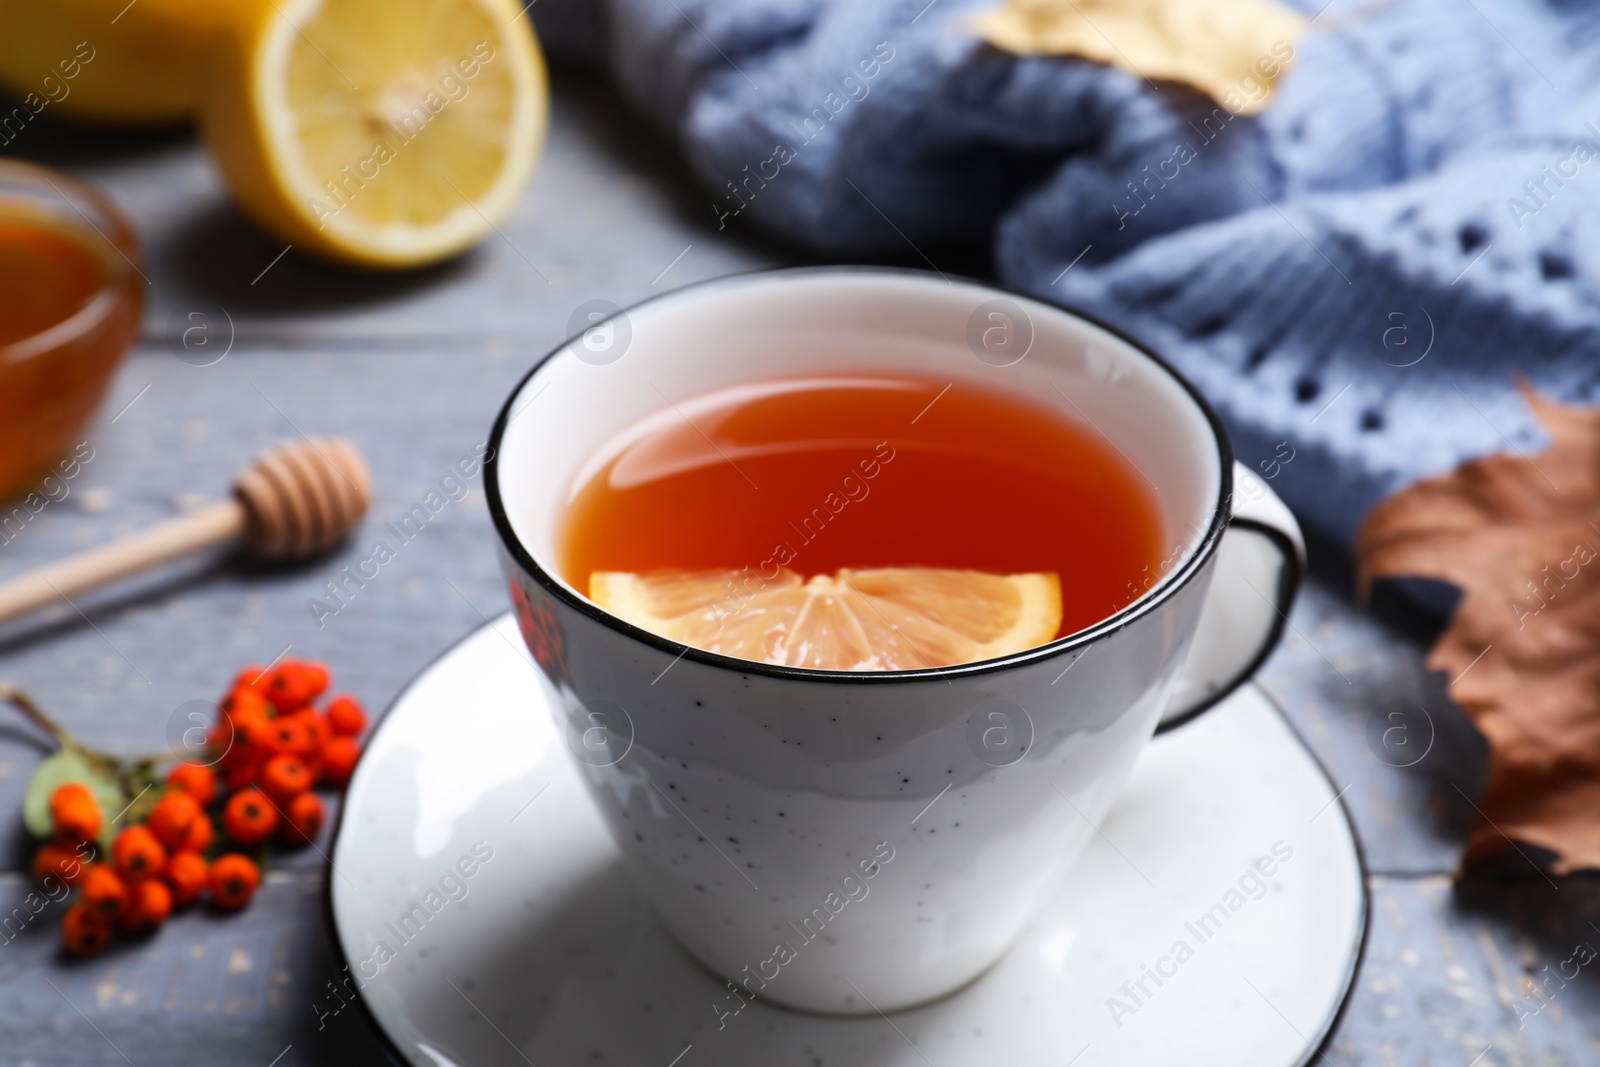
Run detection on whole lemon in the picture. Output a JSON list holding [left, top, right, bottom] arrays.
[[0, 0, 237, 126]]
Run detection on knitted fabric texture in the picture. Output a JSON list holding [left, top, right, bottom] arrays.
[[534, 0, 1598, 547]]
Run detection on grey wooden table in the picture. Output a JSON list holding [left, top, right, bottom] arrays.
[[1, 64, 1596, 1067]]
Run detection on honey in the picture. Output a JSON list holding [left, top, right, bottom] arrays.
[[0, 194, 141, 498]]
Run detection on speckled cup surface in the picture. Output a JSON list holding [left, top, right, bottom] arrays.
[[485, 269, 1302, 1014]]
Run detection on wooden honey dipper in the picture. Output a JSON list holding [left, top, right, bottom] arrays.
[[0, 437, 371, 625]]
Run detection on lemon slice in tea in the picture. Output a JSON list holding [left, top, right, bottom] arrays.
[[589, 567, 1063, 671], [200, 0, 547, 268]]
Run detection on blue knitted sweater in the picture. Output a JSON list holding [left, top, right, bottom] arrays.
[[534, 0, 1600, 548]]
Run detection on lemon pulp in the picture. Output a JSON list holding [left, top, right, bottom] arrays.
[[590, 567, 1064, 671], [202, 0, 546, 267]]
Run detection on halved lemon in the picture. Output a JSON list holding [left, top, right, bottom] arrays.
[[590, 568, 1063, 671], [199, 0, 547, 268]]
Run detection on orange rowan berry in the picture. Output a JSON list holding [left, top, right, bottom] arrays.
[[51, 781, 93, 806], [32, 841, 89, 887], [62, 903, 113, 956], [218, 711, 271, 788], [281, 792, 325, 846], [112, 825, 166, 883], [121, 878, 173, 932], [183, 812, 214, 852], [80, 864, 128, 918], [319, 736, 361, 788], [260, 754, 312, 804], [208, 721, 237, 762], [165, 761, 218, 806], [325, 695, 367, 737], [229, 664, 271, 698], [266, 716, 315, 761], [166, 850, 209, 907], [209, 853, 259, 910], [226, 709, 273, 752], [220, 684, 270, 723], [265, 659, 328, 711], [222, 788, 278, 845], [222, 754, 265, 792], [49, 782, 102, 843], [303, 660, 330, 689], [147, 791, 201, 850], [289, 711, 328, 767]]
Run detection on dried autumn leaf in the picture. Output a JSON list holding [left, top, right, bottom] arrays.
[[1358, 386, 1600, 875], [969, 0, 1307, 114]]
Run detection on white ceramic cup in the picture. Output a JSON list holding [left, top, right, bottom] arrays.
[[486, 268, 1303, 1015]]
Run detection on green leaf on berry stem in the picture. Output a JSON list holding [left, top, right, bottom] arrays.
[[23, 749, 127, 850]]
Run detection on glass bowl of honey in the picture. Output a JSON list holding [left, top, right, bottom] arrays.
[[0, 160, 143, 499]]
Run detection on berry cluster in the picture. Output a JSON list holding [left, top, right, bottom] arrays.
[[27, 658, 366, 956]]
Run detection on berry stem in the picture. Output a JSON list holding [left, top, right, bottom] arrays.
[[1, 683, 169, 786], [0, 683, 73, 750]]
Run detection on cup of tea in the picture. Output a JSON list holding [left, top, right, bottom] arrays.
[[486, 268, 1302, 1014]]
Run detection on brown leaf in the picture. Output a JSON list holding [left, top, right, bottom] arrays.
[[1358, 385, 1600, 875], [968, 0, 1307, 114]]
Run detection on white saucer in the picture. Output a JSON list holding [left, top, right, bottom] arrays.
[[327, 615, 1366, 1067]]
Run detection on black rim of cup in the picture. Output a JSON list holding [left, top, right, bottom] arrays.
[[484, 265, 1238, 685]]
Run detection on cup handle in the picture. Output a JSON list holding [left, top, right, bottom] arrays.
[[1156, 461, 1306, 733]]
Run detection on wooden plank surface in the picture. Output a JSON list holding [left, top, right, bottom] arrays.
[[2, 63, 1596, 1067]]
